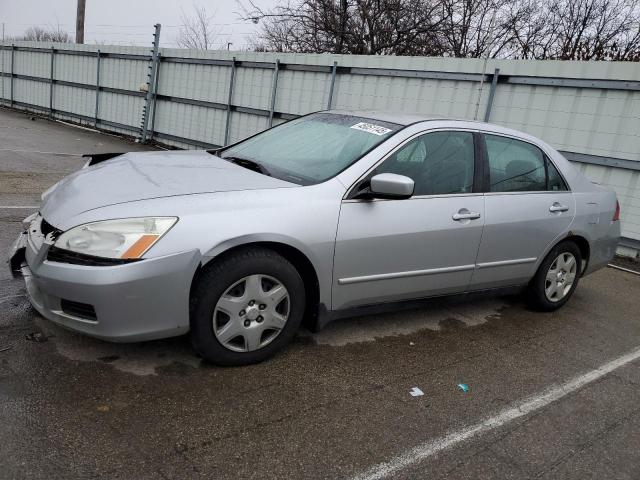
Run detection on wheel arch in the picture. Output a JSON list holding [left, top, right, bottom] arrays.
[[563, 234, 590, 273], [541, 233, 591, 275], [193, 236, 322, 328], [531, 232, 592, 281]]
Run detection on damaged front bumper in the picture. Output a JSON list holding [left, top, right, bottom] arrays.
[[8, 214, 200, 342]]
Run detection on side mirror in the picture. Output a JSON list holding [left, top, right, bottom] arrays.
[[369, 173, 414, 199]]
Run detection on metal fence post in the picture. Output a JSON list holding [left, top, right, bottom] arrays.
[[483, 68, 500, 122], [268, 59, 280, 127], [327, 61, 337, 109], [10, 44, 14, 108], [1, 45, 5, 104], [94, 49, 101, 127], [149, 53, 161, 140], [224, 57, 237, 146], [49, 47, 55, 117], [140, 23, 161, 143]]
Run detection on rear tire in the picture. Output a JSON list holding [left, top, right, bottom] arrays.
[[190, 247, 306, 366], [526, 240, 582, 311]]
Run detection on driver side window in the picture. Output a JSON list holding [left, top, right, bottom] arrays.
[[375, 131, 475, 196]]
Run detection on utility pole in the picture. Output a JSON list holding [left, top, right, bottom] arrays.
[[76, 0, 86, 44]]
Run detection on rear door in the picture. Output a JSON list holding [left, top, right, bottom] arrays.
[[332, 130, 485, 310], [471, 133, 575, 290]]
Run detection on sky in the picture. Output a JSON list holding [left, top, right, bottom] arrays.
[[0, 0, 276, 49]]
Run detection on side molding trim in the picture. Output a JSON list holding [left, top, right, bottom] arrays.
[[338, 264, 475, 285], [476, 257, 537, 269]]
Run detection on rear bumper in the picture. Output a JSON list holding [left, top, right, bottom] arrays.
[[10, 230, 200, 342]]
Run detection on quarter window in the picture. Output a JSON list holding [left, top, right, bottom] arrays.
[[375, 131, 475, 196], [547, 159, 568, 191]]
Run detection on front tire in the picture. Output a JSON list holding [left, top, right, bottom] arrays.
[[526, 240, 582, 311], [190, 248, 306, 366]]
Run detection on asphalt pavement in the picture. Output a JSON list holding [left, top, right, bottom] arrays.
[[1, 107, 639, 480]]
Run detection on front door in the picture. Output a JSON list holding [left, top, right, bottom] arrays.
[[332, 130, 485, 310]]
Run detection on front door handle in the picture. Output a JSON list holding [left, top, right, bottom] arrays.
[[549, 202, 569, 213], [452, 209, 481, 221]]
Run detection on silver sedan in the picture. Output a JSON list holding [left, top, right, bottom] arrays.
[[9, 111, 620, 365]]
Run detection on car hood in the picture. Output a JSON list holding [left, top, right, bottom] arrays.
[[40, 150, 295, 227]]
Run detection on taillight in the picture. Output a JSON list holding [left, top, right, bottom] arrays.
[[613, 200, 620, 221]]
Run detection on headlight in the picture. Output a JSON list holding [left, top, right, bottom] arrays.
[[54, 217, 178, 259]]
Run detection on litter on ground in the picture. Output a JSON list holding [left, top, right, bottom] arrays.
[[409, 387, 424, 397]]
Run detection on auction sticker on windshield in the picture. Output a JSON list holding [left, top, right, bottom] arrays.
[[350, 122, 392, 136]]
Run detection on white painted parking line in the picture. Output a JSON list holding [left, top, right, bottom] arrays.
[[0, 206, 39, 209], [608, 263, 640, 276], [352, 346, 640, 480], [0, 148, 82, 156]]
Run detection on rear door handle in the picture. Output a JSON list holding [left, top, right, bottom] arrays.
[[452, 209, 481, 221], [549, 202, 569, 213]]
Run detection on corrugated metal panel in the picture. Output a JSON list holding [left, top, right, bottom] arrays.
[[98, 91, 143, 128], [276, 69, 328, 114], [228, 111, 269, 145], [233, 65, 274, 111], [99, 57, 147, 91], [490, 85, 639, 161], [13, 77, 48, 107], [54, 51, 97, 85], [14, 50, 50, 78], [153, 99, 226, 147], [53, 85, 94, 117], [158, 62, 230, 104], [2, 41, 639, 246]]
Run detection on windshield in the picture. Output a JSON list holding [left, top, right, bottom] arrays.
[[218, 113, 401, 185]]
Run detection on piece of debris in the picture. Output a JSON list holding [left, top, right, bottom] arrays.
[[457, 383, 470, 392], [96, 405, 110, 412], [0, 345, 13, 353], [409, 342, 415, 346], [98, 355, 120, 363], [409, 387, 424, 397], [25, 332, 48, 343]]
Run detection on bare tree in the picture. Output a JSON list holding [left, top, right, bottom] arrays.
[[545, 0, 640, 60], [243, 0, 640, 60], [242, 0, 445, 55], [437, 0, 523, 58], [21, 25, 71, 43], [177, 4, 225, 50]]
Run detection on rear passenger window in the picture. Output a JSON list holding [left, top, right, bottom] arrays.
[[485, 135, 546, 192]]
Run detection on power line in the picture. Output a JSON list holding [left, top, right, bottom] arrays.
[[4, 22, 252, 28]]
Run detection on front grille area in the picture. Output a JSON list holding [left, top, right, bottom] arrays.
[[47, 246, 140, 266], [40, 218, 58, 238], [60, 299, 97, 321]]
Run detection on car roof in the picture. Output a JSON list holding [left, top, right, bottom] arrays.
[[325, 109, 544, 145], [327, 109, 445, 126]]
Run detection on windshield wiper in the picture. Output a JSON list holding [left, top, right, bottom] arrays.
[[222, 155, 272, 177]]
